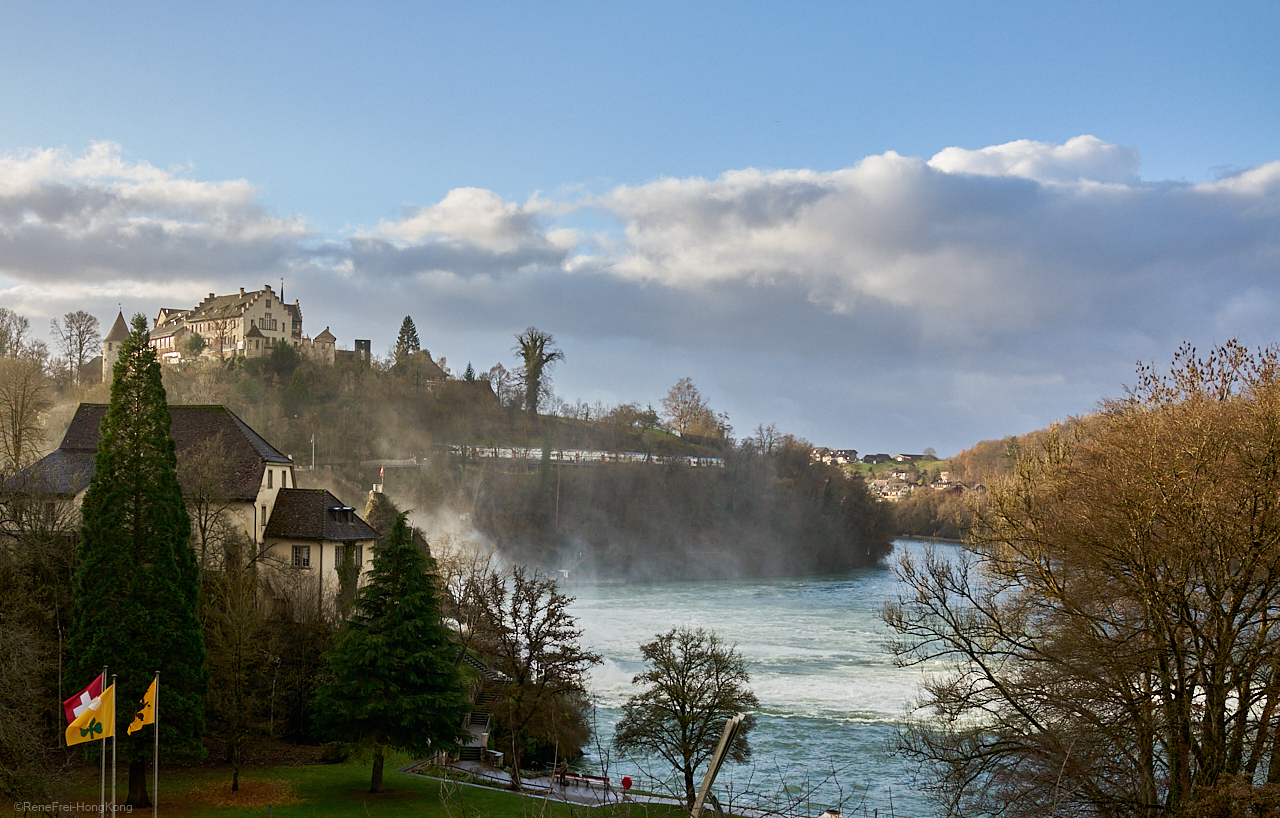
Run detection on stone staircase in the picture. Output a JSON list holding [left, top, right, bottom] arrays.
[[458, 656, 508, 762]]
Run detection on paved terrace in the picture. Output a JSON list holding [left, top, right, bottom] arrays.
[[402, 760, 686, 808]]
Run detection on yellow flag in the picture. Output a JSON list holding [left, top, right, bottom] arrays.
[[127, 677, 157, 735], [65, 683, 114, 747]]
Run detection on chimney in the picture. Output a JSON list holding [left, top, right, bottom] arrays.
[[239, 288, 245, 297], [208, 293, 215, 300], [264, 284, 273, 293]]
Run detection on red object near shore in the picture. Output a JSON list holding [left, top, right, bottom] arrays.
[[622, 776, 632, 790]]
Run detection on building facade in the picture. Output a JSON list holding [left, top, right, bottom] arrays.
[[148, 285, 302, 361], [9, 403, 381, 617]]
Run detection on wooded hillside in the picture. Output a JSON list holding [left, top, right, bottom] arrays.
[[144, 345, 896, 579]]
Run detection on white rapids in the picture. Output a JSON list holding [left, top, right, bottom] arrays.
[[569, 539, 955, 817]]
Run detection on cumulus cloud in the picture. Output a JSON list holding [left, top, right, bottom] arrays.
[[927, 134, 1142, 184], [0, 142, 306, 285], [593, 141, 1280, 360], [3, 136, 1279, 452], [346, 187, 579, 279]]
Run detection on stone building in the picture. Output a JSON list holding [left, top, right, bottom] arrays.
[[150, 284, 301, 361], [101, 312, 130, 381]]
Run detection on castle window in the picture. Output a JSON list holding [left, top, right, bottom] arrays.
[[292, 545, 310, 568], [267, 470, 273, 488]]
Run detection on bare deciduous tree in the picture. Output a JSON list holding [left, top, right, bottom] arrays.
[[49, 310, 100, 386], [614, 627, 759, 806], [487, 363, 518, 408], [177, 433, 240, 570], [202, 533, 268, 792], [466, 566, 599, 791], [661, 378, 727, 439], [209, 317, 240, 360], [0, 309, 32, 359], [0, 356, 52, 475], [885, 341, 1280, 816]]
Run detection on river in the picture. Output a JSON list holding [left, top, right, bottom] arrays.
[[569, 539, 952, 818]]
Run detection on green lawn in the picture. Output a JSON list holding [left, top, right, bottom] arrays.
[[61, 759, 686, 818]]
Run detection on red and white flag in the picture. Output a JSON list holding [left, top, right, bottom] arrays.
[[62, 672, 104, 724], [379, 465, 384, 481]]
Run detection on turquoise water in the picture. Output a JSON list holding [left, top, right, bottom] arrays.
[[569, 539, 950, 818]]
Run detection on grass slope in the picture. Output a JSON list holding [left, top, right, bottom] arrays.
[[64, 760, 685, 818]]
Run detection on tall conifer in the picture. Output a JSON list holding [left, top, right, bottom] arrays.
[[314, 512, 470, 793], [393, 316, 421, 367], [68, 315, 207, 806]]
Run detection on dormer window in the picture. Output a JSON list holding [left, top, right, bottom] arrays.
[[267, 469, 273, 488]]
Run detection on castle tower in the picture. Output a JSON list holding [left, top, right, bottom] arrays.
[[102, 311, 130, 382]]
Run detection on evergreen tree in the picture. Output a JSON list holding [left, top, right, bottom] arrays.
[[393, 316, 421, 367], [313, 512, 471, 793], [67, 315, 207, 807]]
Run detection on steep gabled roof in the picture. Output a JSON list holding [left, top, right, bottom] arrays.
[[21, 404, 292, 501], [149, 324, 187, 340], [186, 292, 253, 322], [104, 312, 130, 343], [265, 488, 381, 542], [285, 302, 302, 334], [4, 450, 96, 497], [154, 308, 188, 328]]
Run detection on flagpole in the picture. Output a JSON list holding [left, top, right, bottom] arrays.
[[111, 673, 117, 812], [100, 665, 107, 815], [153, 671, 159, 818]]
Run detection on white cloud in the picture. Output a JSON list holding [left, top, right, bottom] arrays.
[[589, 142, 1280, 357], [927, 134, 1142, 185], [0, 142, 306, 284], [4, 136, 1279, 453], [347, 188, 576, 278], [363, 187, 546, 250]]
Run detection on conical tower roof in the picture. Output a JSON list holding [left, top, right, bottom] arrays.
[[104, 312, 130, 343]]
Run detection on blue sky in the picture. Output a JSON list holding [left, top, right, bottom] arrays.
[[2, 2, 1279, 454]]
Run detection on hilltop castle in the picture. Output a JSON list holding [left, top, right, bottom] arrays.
[[102, 284, 353, 380]]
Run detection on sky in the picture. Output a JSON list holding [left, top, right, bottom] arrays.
[[1, 1, 1278, 456]]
